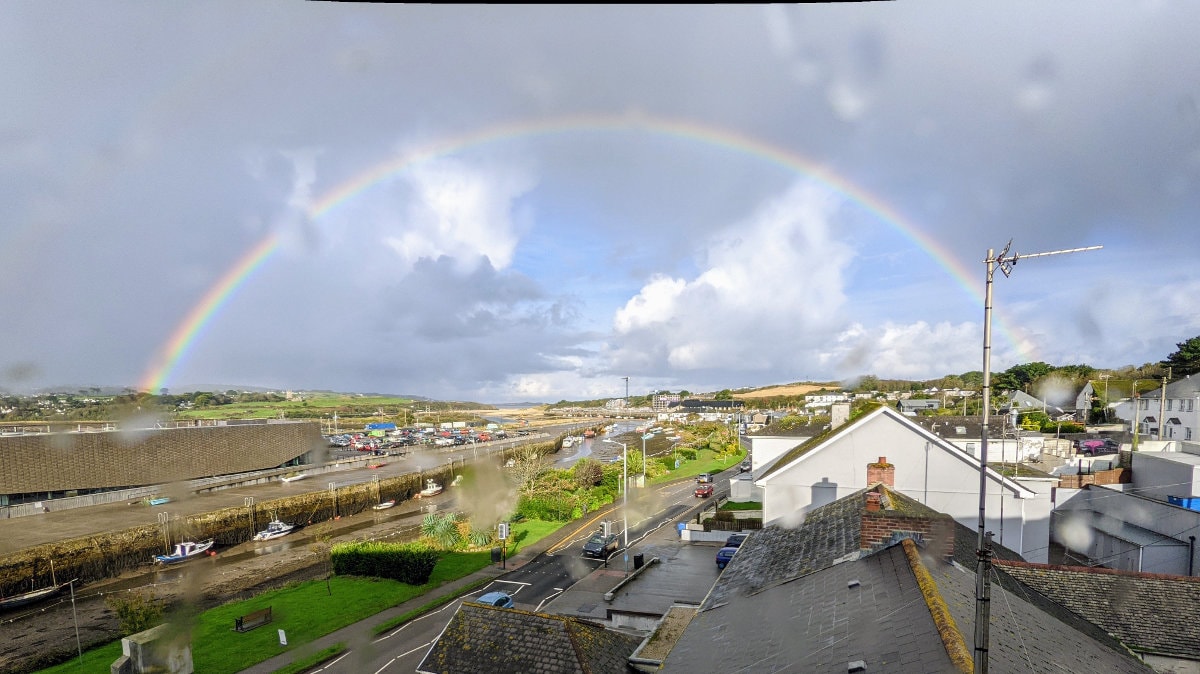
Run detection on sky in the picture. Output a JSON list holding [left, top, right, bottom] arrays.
[[2, 2, 1199, 404]]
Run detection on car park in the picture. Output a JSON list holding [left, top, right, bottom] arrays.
[[694, 484, 714, 498], [475, 591, 514, 608], [583, 531, 620, 558], [716, 546, 738, 569]]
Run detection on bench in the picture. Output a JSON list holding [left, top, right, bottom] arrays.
[[233, 606, 272, 632]]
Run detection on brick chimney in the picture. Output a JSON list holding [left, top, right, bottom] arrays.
[[867, 457, 894, 487], [865, 492, 882, 512]]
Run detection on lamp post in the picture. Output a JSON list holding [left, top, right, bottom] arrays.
[[604, 439, 629, 574], [974, 240, 1100, 674]]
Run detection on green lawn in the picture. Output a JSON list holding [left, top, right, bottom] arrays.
[[36, 519, 562, 674], [650, 448, 745, 485]]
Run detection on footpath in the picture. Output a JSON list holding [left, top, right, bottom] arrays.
[[238, 507, 600, 673]]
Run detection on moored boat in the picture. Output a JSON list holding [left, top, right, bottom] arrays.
[[280, 473, 306, 483], [417, 479, 443, 499], [372, 500, 396, 511], [0, 581, 73, 612], [153, 540, 214, 564], [252, 519, 295, 541]]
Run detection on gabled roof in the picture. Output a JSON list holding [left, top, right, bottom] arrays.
[[416, 602, 642, 674], [662, 487, 1151, 673], [755, 405, 1035, 497], [995, 560, 1200, 660], [1139, 373, 1200, 399]]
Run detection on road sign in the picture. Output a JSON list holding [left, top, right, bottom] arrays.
[[498, 522, 509, 540]]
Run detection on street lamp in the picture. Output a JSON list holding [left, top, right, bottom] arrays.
[[604, 439, 629, 574]]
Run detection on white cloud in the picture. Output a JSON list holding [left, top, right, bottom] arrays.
[[823, 321, 980, 379], [609, 181, 855, 374], [384, 158, 534, 275]]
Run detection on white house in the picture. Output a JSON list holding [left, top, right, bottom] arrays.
[[1135, 374, 1200, 442], [753, 405, 1052, 562]]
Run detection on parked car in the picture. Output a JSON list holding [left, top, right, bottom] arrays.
[[725, 532, 748, 548], [475, 591, 514, 608], [694, 484, 714, 498], [583, 532, 620, 559], [1077, 438, 1119, 455], [696, 473, 713, 484], [716, 546, 738, 570]]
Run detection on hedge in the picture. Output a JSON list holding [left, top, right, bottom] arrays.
[[330, 541, 440, 585]]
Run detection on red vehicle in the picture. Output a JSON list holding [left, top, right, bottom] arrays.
[[694, 484, 714, 498], [478, 433, 491, 442]]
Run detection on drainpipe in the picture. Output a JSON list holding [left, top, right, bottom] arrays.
[[1189, 536, 1195, 577]]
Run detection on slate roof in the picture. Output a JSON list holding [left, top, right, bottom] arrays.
[[662, 483, 1152, 673], [994, 560, 1200, 660], [1139, 373, 1200, 399], [416, 602, 642, 674]]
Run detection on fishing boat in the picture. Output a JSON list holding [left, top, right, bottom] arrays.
[[153, 540, 214, 565], [252, 519, 295, 541], [280, 472, 306, 484], [372, 500, 396, 511], [417, 479, 443, 499]]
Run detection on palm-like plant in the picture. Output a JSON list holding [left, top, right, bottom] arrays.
[[421, 512, 462, 549]]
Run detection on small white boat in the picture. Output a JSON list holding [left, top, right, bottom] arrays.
[[417, 479, 443, 499], [252, 519, 295, 541], [280, 473, 306, 483], [372, 500, 396, 511], [153, 540, 214, 565]]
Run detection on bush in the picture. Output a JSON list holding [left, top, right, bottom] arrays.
[[106, 590, 165, 636], [330, 541, 440, 585], [516, 492, 577, 521], [678, 448, 697, 461]]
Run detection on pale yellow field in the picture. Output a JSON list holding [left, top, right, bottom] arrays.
[[733, 383, 836, 399]]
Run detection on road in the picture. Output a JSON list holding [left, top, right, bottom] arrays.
[[304, 471, 732, 674]]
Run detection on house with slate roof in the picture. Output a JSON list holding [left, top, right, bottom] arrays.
[[753, 405, 1053, 562], [995, 559, 1200, 673], [1135, 374, 1200, 442], [417, 601, 642, 674], [658, 479, 1152, 673]]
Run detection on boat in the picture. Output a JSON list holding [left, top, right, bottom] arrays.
[[0, 580, 73, 612], [417, 479, 443, 499], [153, 540, 214, 565], [280, 473, 306, 483], [252, 519, 295, 541], [583, 429, 596, 438], [372, 500, 396, 511], [148, 497, 171, 506]]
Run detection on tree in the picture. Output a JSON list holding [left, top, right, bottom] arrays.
[[509, 446, 546, 493], [1161, 336, 1200, 377], [713, 389, 733, 400]]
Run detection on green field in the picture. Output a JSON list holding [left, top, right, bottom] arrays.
[[649, 448, 744, 485], [36, 519, 562, 674], [172, 393, 419, 421]]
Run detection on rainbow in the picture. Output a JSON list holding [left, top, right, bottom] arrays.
[[138, 113, 1029, 391]]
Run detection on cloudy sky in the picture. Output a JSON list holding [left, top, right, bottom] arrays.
[[3, 3, 1199, 403]]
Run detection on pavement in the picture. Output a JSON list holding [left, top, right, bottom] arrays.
[[239, 475, 731, 673]]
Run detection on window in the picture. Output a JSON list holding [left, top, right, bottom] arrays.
[[1187, 428, 1193, 441], [1167, 399, 1173, 411], [1189, 399, 1194, 412]]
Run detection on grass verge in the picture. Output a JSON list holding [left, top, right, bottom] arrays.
[[719, 500, 762, 511]]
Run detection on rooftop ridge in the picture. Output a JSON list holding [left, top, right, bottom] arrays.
[[994, 558, 1200, 583], [900, 538, 972, 672]]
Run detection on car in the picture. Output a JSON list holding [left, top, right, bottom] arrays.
[[475, 591, 514, 608], [694, 484, 714, 498], [696, 473, 713, 484], [725, 532, 748, 548], [716, 546, 738, 569], [739, 459, 751, 473], [583, 531, 620, 558]]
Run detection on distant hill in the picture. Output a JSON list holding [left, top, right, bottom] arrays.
[[732, 382, 841, 399]]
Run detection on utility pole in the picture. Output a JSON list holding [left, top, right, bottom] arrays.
[[1158, 367, 1171, 440], [622, 377, 630, 408], [975, 240, 1100, 674]]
